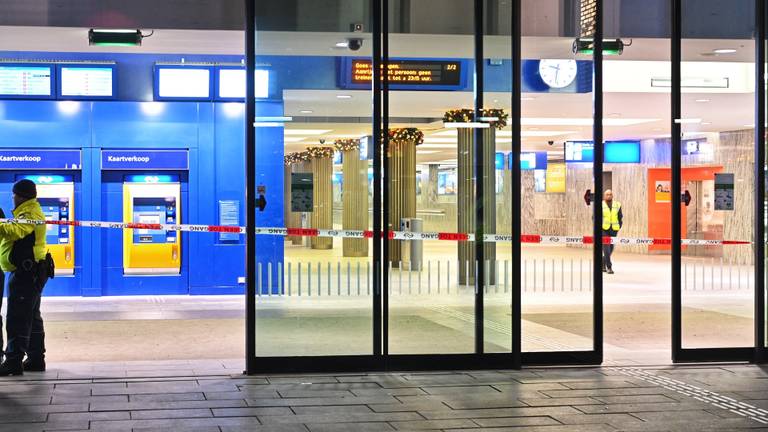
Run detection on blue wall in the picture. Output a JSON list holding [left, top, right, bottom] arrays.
[[0, 99, 284, 296]]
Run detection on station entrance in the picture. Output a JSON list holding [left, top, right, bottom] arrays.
[[0, 0, 765, 370]]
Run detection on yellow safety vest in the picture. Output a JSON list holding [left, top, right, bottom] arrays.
[[602, 201, 621, 231]]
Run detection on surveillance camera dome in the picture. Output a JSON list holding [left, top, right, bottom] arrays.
[[547, 140, 555, 146], [347, 38, 363, 51]]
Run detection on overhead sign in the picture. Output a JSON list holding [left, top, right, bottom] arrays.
[[339, 58, 467, 90], [565, 141, 640, 163], [0, 149, 81, 170], [518, 152, 548, 170], [58, 64, 116, 99], [101, 150, 189, 170], [0, 64, 54, 98]]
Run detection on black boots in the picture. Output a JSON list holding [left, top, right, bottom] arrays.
[[23, 357, 46, 372], [0, 359, 24, 377], [25, 332, 46, 372]]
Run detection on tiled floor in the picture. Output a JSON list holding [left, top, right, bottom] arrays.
[[1, 360, 768, 431]]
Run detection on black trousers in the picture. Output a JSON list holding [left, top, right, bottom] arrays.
[[0, 270, 5, 358], [602, 229, 618, 270], [4, 271, 45, 362]]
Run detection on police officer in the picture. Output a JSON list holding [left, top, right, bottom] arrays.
[[0, 179, 48, 376], [602, 189, 623, 275]]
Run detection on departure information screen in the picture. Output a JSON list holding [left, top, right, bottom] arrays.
[[340, 58, 466, 90], [0, 65, 53, 97], [60, 66, 114, 97]]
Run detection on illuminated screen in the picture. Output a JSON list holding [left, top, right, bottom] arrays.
[[521, 153, 537, 170], [0, 65, 53, 97], [132, 197, 177, 244], [565, 141, 640, 163], [38, 197, 70, 245], [605, 141, 641, 163], [495, 153, 505, 170], [350, 59, 462, 87], [516, 152, 548, 170], [438, 171, 457, 195], [157, 67, 210, 99], [565, 141, 594, 162], [60, 66, 114, 97], [217, 68, 269, 99]]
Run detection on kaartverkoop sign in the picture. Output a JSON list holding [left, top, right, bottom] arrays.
[[101, 150, 189, 170], [0, 149, 82, 170]]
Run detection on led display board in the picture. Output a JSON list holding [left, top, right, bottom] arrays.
[[0, 64, 54, 99], [58, 64, 116, 99], [339, 58, 467, 90]]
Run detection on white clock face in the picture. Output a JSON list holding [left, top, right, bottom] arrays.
[[538, 59, 578, 89]]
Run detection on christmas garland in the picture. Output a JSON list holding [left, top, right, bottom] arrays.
[[388, 128, 424, 145], [443, 108, 508, 129], [334, 139, 360, 152], [306, 146, 336, 159], [284, 151, 310, 166]]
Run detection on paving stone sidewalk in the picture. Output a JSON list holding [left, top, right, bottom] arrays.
[[1, 360, 767, 431]]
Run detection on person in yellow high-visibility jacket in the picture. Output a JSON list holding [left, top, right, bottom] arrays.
[[601, 189, 623, 274], [0, 180, 48, 376]]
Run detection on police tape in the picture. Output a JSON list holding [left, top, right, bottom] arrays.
[[0, 218, 751, 246]]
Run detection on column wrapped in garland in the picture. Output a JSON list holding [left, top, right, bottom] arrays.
[[335, 139, 368, 257], [285, 152, 311, 245], [387, 128, 423, 267], [308, 146, 335, 249], [444, 109, 508, 285]]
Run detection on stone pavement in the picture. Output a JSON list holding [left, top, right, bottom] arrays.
[[0, 360, 767, 431]]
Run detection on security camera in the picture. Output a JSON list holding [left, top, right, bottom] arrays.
[[547, 140, 555, 146], [347, 38, 363, 51], [319, 138, 326, 145]]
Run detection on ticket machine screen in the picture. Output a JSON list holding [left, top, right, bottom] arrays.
[[132, 197, 177, 244], [38, 197, 70, 245]]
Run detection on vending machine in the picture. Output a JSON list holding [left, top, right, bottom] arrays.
[[122, 175, 181, 275], [18, 175, 75, 276]]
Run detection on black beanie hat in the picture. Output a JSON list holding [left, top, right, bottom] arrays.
[[13, 179, 37, 199]]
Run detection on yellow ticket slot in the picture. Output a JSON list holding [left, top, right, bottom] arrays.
[[123, 180, 181, 275], [32, 178, 75, 276]]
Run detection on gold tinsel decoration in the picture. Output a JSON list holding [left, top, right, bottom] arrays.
[[388, 128, 424, 145], [443, 108, 508, 130], [284, 151, 310, 166], [334, 139, 361, 152], [306, 146, 336, 159]]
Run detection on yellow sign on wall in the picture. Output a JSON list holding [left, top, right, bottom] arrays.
[[546, 162, 566, 193]]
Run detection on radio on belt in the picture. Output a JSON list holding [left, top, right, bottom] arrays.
[[18, 175, 75, 276], [122, 175, 181, 275]]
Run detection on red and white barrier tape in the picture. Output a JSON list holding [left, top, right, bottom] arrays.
[[0, 218, 751, 246]]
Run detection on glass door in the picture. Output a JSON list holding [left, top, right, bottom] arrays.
[[519, 0, 603, 365], [673, 0, 757, 362], [247, 0, 376, 371]]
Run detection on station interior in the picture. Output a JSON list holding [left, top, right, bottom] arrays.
[[0, 0, 761, 365]]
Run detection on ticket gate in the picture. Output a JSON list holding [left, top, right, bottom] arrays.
[[19, 175, 75, 276], [123, 175, 181, 275]]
